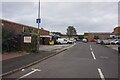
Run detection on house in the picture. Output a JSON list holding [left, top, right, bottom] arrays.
[[1, 19, 51, 45]]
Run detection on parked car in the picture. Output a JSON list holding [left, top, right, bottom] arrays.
[[111, 39, 118, 44], [56, 38, 68, 44], [96, 39, 102, 44], [101, 40, 110, 45], [66, 39, 74, 44], [90, 39, 96, 42], [118, 41, 120, 53], [114, 40, 119, 44], [70, 39, 76, 43], [82, 38, 87, 43], [56, 38, 74, 44]]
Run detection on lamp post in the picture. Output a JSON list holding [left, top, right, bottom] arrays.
[[37, 0, 41, 52]]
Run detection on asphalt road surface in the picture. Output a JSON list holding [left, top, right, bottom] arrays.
[[4, 42, 119, 80]]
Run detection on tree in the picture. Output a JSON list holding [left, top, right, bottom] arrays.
[[66, 26, 77, 39]]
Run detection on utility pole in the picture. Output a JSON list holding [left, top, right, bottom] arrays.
[[37, 0, 41, 52]]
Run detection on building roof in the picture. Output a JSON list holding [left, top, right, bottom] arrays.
[[86, 32, 113, 35], [1, 19, 49, 33]]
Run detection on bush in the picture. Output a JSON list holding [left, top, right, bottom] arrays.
[[2, 27, 38, 53], [2, 27, 22, 53], [29, 34, 37, 53]]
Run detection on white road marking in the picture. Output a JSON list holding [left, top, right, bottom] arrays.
[[90, 45, 96, 60], [90, 45, 92, 48], [21, 69, 25, 71], [91, 51, 96, 60], [98, 68, 105, 80], [18, 68, 41, 79], [90, 47, 93, 51], [90, 45, 93, 51]]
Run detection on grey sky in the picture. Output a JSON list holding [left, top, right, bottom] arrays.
[[1, 1, 118, 34]]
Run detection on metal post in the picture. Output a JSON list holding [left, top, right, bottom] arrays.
[[37, 0, 40, 52]]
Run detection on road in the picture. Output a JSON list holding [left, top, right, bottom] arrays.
[[3, 42, 119, 80]]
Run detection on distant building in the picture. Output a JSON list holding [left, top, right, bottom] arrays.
[[1, 19, 51, 45], [84, 32, 113, 41], [113, 26, 120, 35]]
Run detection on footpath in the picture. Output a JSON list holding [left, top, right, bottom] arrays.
[[1, 44, 75, 77], [105, 45, 118, 51]]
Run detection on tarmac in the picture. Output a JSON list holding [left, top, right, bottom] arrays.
[[1, 44, 74, 77]]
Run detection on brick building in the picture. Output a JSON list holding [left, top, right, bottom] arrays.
[[1, 19, 51, 45], [113, 26, 120, 35], [84, 32, 113, 41]]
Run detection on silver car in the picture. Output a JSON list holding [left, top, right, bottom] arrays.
[[101, 40, 110, 45], [96, 39, 102, 44]]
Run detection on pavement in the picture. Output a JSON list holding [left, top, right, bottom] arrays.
[[1, 44, 75, 77], [3, 42, 119, 80], [0, 51, 29, 61], [105, 45, 118, 51], [39, 44, 71, 52], [0, 44, 71, 61]]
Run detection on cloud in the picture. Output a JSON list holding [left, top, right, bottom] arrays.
[[1, 2, 118, 34], [1, 0, 120, 2]]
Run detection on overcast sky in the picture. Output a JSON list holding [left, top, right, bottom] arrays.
[[1, 1, 119, 34]]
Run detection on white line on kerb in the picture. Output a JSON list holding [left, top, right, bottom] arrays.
[[98, 68, 105, 80], [18, 68, 41, 79], [91, 51, 96, 60]]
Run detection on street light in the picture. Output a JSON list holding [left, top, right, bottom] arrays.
[[36, 0, 41, 52]]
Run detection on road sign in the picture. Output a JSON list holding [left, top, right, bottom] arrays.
[[36, 18, 41, 23], [24, 36, 31, 43]]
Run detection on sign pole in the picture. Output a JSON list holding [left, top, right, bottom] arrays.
[[37, 0, 40, 52]]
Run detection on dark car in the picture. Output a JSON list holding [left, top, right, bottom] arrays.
[[118, 41, 120, 53]]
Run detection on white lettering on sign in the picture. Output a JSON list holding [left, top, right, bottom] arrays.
[[24, 36, 31, 43]]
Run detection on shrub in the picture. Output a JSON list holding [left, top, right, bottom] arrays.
[[29, 34, 37, 53], [2, 27, 22, 53]]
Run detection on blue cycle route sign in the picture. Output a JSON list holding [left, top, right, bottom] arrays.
[[36, 18, 41, 23]]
